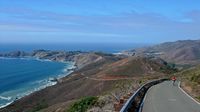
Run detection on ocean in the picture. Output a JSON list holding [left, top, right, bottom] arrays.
[[0, 57, 74, 108], [0, 43, 150, 53]]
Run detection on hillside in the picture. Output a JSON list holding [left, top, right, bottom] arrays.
[[125, 40, 200, 66], [94, 57, 176, 79], [0, 56, 175, 112], [177, 66, 200, 102]]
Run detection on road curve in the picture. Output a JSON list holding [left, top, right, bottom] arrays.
[[142, 81, 200, 112]]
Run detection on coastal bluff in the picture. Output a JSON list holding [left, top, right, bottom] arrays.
[[0, 50, 122, 70]]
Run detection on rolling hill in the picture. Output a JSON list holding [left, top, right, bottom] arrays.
[[125, 40, 200, 66]]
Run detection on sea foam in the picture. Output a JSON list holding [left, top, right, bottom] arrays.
[[0, 96, 11, 100]]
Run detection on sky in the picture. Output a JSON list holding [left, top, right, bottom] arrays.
[[0, 0, 200, 44]]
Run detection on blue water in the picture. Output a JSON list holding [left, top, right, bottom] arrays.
[[0, 58, 73, 107], [0, 43, 151, 53]]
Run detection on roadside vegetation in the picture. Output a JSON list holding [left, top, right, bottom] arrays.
[[178, 66, 200, 101], [66, 96, 98, 112]]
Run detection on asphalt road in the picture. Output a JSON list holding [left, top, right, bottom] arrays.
[[142, 81, 200, 112]]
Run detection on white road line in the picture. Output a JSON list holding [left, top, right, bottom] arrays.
[[178, 81, 200, 105]]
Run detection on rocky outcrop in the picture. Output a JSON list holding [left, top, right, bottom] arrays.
[[31, 50, 81, 62]]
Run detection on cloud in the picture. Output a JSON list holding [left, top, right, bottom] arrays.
[[185, 10, 200, 23], [0, 7, 200, 43]]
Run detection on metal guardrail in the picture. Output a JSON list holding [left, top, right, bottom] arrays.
[[120, 78, 168, 112]]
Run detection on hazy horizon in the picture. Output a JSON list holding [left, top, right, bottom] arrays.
[[0, 42, 152, 53]]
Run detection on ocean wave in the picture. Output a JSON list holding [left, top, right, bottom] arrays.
[[31, 79, 47, 84], [21, 80, 57, 97], [0, 96, 11, 100], [35, 58, 52, 62], [0, 77, 58, 109], [0, 101, 13, 108], [62, 68, 68, 72]]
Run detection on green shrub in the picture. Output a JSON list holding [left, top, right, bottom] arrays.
[[190, 73, 200, 84], [67, 96, 98, 112], [159, 62, 177, 73]]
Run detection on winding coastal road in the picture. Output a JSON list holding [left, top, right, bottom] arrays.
[[142, 81, 200, 112]]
